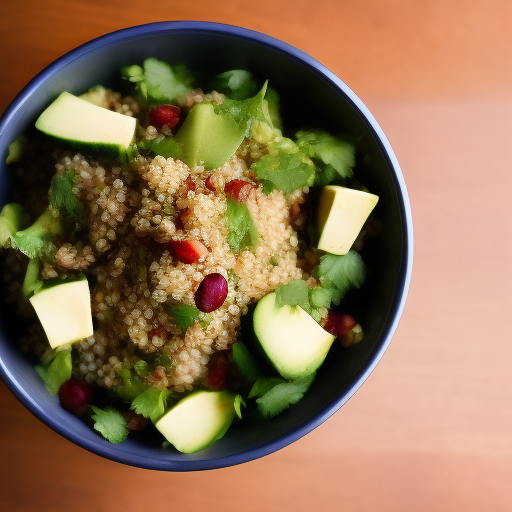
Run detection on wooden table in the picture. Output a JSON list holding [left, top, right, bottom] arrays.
[[1, 1, 511, 510]]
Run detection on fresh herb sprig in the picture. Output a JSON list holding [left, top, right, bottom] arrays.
[[90, 405, 129, 444], [225, 198, 259, 252]]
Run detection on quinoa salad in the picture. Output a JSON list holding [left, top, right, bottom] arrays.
[[0, 60, 379, 452]]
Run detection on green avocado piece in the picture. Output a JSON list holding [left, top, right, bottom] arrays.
[[29, 278, 94, 349], [174, 103, 246, 170], [253, 292, 335, 380], [35, 92, 136, 159], [317, 185, 379, 255], [155, 390, 236, 453]]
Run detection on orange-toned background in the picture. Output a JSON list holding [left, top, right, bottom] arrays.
[[1, 1, 511, 511]]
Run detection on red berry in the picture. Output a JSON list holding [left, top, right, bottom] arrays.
[[176, 207, 193, 230], [205, 175, 216, 192], [149, 105, 181, 130], [289, 201, 301, 223], [184, 177, 196, 193], [148, 326, 169, 340], [206, 351, 231, 389], [169, 239, 209, 264], [224, 179, 257, 202], [323, 311, 357, 337], [58, 377, 93, 417], [195, 273, 228, 312]]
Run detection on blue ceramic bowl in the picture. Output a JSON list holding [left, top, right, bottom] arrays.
[[0, 21, 413, 470]]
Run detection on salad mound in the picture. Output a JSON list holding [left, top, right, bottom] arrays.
[[0, 59, 378, 452]]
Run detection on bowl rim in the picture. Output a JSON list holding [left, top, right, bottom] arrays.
[[0, 20, 413, 471]]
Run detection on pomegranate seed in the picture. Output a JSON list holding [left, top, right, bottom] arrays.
[[224, 179, 257, 202], [169, 239, 209, 264], [195, 273, 228, 312], [205, 175, 216, 192], [184, 177, 196, 194], [176, 207, 193, 230], [149, 105, 181, 130], [58, 377, 93, 417], [340, 324, 364, 347], [205, 350, 231, 389], [122, 410, 149, 431], [289, 202, 301, 223], [148, 326, 168, 340], [323, 311, 357, 337]]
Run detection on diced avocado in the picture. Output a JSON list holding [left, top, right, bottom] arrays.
[[0, 203, 29, 248], [317, 185, 379, 255], [174, 103, 246, 170], [253, 292, 335, 380], [35, 92, 136, 159], [29, 278, 94, 349], [5, 136, 27, 164], [155, 390, 236, 453]]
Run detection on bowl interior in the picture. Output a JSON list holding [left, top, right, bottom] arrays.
[[0, 23, 411, 470]]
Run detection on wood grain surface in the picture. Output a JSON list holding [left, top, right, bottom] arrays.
[[1, 1, 511, 511]]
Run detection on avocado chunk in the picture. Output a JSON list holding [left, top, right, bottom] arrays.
[[174, 103, 246, 170], [253, 292, 335, 380], [29, 279, 94, 349], [317, 185, 379, 255], [155, 390, 236, 453], [35, 92, 136, 159]]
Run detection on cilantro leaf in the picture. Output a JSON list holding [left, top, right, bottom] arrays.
[[234, 394, 246, 419], [34, 348, 72, 395], [90, 405, 129, 444], [296, 130, 355, 182], [48, 169, 85, 231], [168, 304, 199, 332], [264, 87, 282, 131], [308, 286, 332, 309], [313, 164, 339, 187], [232, 342, 261, 384], [133, 360, 149, 378], [144, 58, 192, 103], [275, 280, 311, 313], [225, 198, 259, 252], [252, 138, 316, 194], [11, 208, 61, 259], [214, 82, 270, 130], [138, 138, 184, 160], [248, 376, 285, 399], [154, 354, 173, 370], [121, 58, 192, 104], [255, 373, 316, 418], [113, 367, 148, 402], [22, 257, 43, 298], [315, 251, 366, 305], [131, 386, 170, 422], [121, 64, 145, 84], [210, 70, 258, 100]]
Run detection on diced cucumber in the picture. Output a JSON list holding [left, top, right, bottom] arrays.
[[35, 92, 136, 159]]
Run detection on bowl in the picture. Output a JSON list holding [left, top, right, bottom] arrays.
[[0, 21, 413, 471]]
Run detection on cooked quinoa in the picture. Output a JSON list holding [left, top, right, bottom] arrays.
[[1, 61, 375, 451], [2, 88, 318, 395]]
